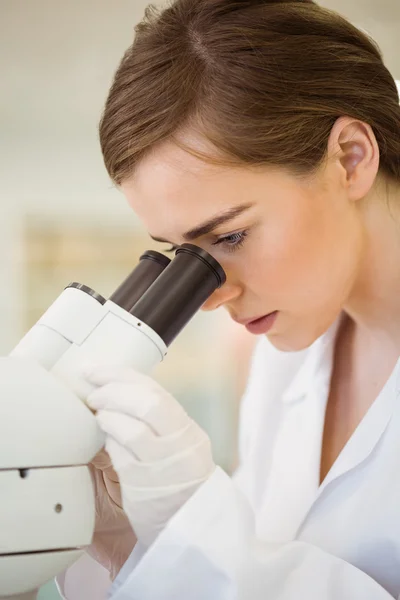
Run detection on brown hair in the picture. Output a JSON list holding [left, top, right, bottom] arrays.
[[99, 0, 400, 185]]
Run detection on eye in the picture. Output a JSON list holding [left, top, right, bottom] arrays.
[[212, 230, 248, 253]]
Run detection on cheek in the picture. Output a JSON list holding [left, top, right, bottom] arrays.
[[241, 195, 362, 313]]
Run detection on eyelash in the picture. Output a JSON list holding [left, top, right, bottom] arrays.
[[212, 230, 249, 253], [164, 230, 249, 254]]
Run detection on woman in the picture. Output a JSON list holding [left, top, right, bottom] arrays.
[[58, 0, 400, 598]]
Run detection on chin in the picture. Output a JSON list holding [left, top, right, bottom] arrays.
[[266, 333, 313, 353], [266, 313, 339, 353]]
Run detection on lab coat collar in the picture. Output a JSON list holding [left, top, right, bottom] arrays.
[[281, 315, 343, 405], [263, 311, 400, 542], [280, 311, 400, 492], [317, 352, 400, 494], [256, 315, 343, 542]]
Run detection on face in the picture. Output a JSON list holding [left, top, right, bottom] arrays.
[[121, 138, 364, 351]]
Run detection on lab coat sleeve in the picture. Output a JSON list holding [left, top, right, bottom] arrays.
[[108, 466, 393, 600]]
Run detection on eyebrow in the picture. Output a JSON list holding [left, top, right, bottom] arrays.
[[149, 203, 253, 244]]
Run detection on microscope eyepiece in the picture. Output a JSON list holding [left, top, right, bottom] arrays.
[[139, 250, 171, 268], [109, 250, 171, 311], [130, 243, 226, 346], [176, 244, 226, 287]]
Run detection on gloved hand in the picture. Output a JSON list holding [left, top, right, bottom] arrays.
[[86, 448, 137, 580], [84, 365, 216, 548]]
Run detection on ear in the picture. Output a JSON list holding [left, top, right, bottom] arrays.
[[326, 116, 380, 201]]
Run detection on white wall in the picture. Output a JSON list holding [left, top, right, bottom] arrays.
[[1, 0, 157, 350], [320, 0, 400, 79]]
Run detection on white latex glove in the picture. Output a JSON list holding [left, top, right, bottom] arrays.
[[84, 366, 216, 548]]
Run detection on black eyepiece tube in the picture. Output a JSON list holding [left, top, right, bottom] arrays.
[[130, 243, 226, 346], [109, 250, 171, 311]]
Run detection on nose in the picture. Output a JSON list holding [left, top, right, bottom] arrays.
[[201, 281, 242, 312]]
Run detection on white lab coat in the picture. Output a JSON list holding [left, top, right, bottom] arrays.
[[58, 313, 400, 599]]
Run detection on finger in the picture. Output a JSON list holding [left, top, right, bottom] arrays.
[[111, 436, 214, 488], [91, 448, 120, 484], [87, 381, 188, 436], [82, 364, 146, 388], [104, 436, 139, 474], [91, 448, 112, 471], [95, 410, 205, 462], [96, 410, 155, 461], [84, 365, 189, 435]]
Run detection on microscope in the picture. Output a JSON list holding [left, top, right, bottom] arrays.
[[0, 243, 226, 600]]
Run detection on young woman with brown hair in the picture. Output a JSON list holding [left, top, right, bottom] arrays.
[[58, 1, 400, 598]]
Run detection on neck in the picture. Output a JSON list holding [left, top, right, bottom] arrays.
[[344, 177, 400, 354]]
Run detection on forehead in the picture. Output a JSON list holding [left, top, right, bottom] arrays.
[[121, 140, 249, 235], [121, 137, 284, 242], [120, 138, 314, 240]]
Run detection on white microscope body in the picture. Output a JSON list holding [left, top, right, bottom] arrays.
[[0, 245, 225, 600]]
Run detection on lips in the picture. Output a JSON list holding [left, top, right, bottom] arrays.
[[233, 311, 279, 335], [246, 311, 278, 334]]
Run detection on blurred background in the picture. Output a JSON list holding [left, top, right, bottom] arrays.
[[0, 0, 399, 598]]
